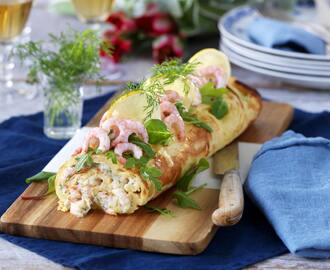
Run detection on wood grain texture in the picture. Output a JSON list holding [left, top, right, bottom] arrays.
[[212, 170, 244, 226], [0, 98, 293, 255]]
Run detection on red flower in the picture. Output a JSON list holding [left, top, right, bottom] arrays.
[[106, 11, 136, 33], [101, 30, 132, 63], [135, 3, 178, 37], [152, 34, 183, 63]]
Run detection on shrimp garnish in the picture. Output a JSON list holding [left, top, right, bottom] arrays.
[[99, 111, 109, 127], [72, 147, 82, 157], [160, 101, 178, 118], [101, 118, 148, 147], [82, 127, 111, 153], [114, 142, 143, 164], [161, 90, 182, 103], [197, 65, 226, 88], [188, 74, 207, 89], [164, 113, 185, 141], [160, 101, 185, 141]]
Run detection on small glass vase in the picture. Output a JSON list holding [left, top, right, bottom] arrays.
[[42, 76, 84, 140]]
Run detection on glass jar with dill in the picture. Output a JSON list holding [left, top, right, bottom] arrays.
[[15, 29, 110, 139]]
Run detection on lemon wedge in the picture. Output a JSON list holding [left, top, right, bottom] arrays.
[[188, 48, 231, 83], [103, 90, 161, 123]]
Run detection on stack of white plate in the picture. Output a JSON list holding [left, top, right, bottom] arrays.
[[218, 6, 330, 89]]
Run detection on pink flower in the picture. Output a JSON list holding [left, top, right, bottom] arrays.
[[106, 11, 136, 33], [100, 30, 132, 63], [152, 34, 184, 63], [135, 3, 178, 37]]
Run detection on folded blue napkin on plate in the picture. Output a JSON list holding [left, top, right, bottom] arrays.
[[247, 17, 326, 55], [245, 130, 330, 258]]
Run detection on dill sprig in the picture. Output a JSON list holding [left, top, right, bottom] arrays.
[[14, 28, 111, 127], [126, 81, 142, 91], [141, 58, 198, 120], [15, 28, 110, 84], [151, 59, 198, 87]]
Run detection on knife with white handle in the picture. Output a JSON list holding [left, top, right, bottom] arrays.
[[212, 142, 243, 226]]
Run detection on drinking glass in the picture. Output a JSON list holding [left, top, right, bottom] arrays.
[[71, 0, 122, 80], [0, 0, 33, 104], [71, 0, 115, 31]]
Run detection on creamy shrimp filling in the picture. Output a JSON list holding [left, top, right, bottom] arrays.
[[63, 164, 142, 217]]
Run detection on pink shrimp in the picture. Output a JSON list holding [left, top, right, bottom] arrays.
[[82, 127, 111, 153], [100, 117, 122, 138], [160, 101, 185, 141], [197, 65, 226, 88], [114, 143, 143, 164], [188, 74, 208, 89], [161, 90, 182, 103], [99, 111, 108, 127], [72, 147, 82, 157], [160, 101, 178, 119], [101, 118, 148, 147], [192, 90, 202, 106], [164, 113, 185, 141], [68, 186, 82, 202]]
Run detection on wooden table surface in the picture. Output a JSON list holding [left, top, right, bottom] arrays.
[[1, 1, 330, 269]]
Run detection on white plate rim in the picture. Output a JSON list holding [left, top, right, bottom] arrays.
[[218, 5, 330, 61], [220, 45, 330, 85], [222, 37, 330, 69], [221, 44, 330, 76]]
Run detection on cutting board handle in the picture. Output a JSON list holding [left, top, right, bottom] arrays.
[[212, 170, 244, 226]]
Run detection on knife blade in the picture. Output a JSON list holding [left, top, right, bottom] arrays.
[[211, 142, 244, 226]]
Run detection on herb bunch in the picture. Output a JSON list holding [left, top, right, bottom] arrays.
[[16, 29, 109, 85], [15, 29, 111, 126], [139, 59, 198, 120]]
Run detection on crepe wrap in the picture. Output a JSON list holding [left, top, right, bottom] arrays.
[[55, 77, 261, 216]]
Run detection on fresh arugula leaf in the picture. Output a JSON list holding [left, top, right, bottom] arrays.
[[175, 102, 213, 132], [25, 171, 56, 184], [200, 82, 228, 97], [124, 157, 137, 169], [144, 205, 175, 217], [145, 119, 172, 145], [140, 166, 162, 192], [95, 149, 103, 154], [173, 191, 201, 210], [75, 152, 94, 172], [185, 184, 207, 195], [211, 97, 228, 119], [173, 184, 207, 210], [25, 171, 57, 196], [105, 150, 117, 164], [199, 82, 229, 120], [201, 95, 216, 105], [46, 175, 56, 195], [129, 134, 155, 158], [176, 158, 209, 191]]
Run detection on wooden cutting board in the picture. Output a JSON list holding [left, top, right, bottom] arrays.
[[0, 96, 293, 255]]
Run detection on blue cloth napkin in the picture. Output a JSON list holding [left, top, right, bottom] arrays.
[[247, 17, 326, 55], [246, 130, 330, 258], [0, 93, 328, 269]]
